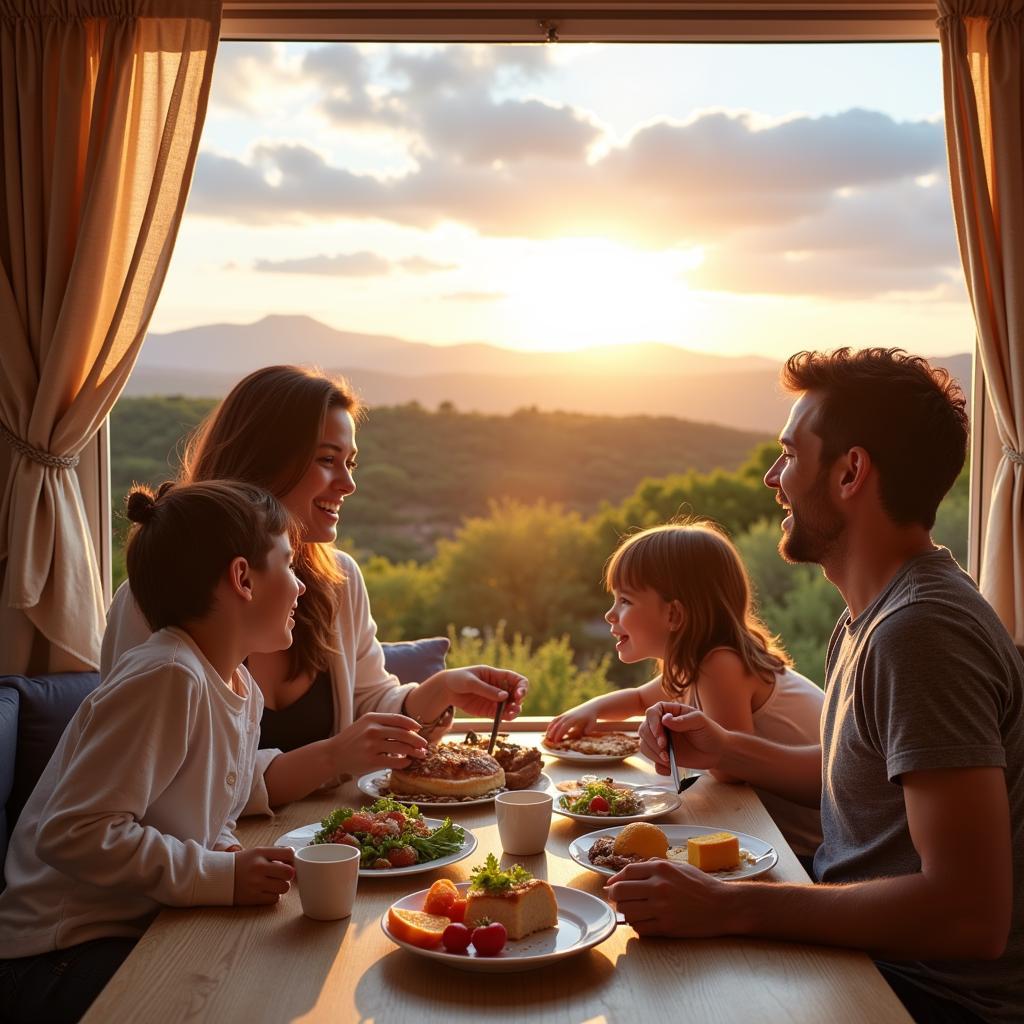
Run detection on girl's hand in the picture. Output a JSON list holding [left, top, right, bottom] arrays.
[[435, 666, 528, 719], [232, 846, 295, 905], [545, 705, 599, 742], [639, 701, 727, 775], [333, 712, 429, 774]]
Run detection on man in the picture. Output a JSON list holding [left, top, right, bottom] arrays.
[[607, 348, 1023, 1024]]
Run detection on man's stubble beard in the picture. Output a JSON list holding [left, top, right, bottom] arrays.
[[778, 467, 845, 566]]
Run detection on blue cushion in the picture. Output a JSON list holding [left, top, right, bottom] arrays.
[[381, 637, 449, 685], [0, 687, 19, 884], [0, 673, 99, 832]]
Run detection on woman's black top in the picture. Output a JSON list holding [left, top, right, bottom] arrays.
[[259, 671, 333, 752]]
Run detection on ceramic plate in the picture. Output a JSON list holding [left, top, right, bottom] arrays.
[[357, 770, 552, 809], [381, 882, 616, 973], [553, 780, 681, 825], [275, 816, 477, 878], [538, 739, 639, 765], [569, 824, 777, 880]]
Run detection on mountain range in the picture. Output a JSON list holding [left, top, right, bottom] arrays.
[[129, 315, 972, 434]]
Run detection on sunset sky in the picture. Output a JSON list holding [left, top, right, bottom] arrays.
[[152, 41, 976, 361]]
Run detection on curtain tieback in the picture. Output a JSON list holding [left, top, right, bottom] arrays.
[[0, 420, 79, 470], [1003, 445, 1024, 467]]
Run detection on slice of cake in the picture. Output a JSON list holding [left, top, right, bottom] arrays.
[[464, 854, 558, 940], [686, 831, 740, 871]]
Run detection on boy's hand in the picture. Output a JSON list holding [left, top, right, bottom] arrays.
[[232, 846, 295, 905], [639, 702, 728, 774], [545, 706, 599, 742]]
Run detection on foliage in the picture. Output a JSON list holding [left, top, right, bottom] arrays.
[[431, 500, 607, 650], [109, 396, 971, 690], [445, 623, 615, 718], [360, 556, 442, 642]]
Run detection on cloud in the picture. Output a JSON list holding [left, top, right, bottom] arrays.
[[688, 178, 960, 297], [443, 291, 506, 302], [191, 43, 957, 299], [192, 107, 947, 241], [300, 43, 599, 164], [253, 251, 459, 276], [400, 256, 458, 274], [209, 43, 300, 114], [254, 251, 391, 276]]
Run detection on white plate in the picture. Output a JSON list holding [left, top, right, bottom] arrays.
[[538, 739, 639, 765], [569, 824, 777, 880], [381, 882, 616, 973], [553, 781, 681, 825], [357, 769, 553, 809], [275, 816, 477, 878]]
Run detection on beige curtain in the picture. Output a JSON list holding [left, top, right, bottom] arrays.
[[939, 1, 1024, 643], [0, 0, 221, 672]]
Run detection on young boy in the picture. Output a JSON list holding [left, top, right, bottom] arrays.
[[0, 480, 302, 1023]]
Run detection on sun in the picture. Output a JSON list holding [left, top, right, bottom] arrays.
[[498, 238, 705, 352]]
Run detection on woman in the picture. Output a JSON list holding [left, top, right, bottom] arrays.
[[101, 366, 527, 813]]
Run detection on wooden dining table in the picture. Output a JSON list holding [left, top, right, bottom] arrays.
[[84, 731, 912, 1023]]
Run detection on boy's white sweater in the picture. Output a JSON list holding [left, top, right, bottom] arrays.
[[0, 628, 262, 957]]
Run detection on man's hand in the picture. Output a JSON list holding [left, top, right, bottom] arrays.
[[605, 858, 733, 937], [435, 666, 528, 719], [232, 846, 295, 905], [639, 701, 730, 775]]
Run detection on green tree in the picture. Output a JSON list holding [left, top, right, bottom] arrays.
[[446, 623, 615, 718], [431, 499, 606, 649], [360, 556, 442, 642]]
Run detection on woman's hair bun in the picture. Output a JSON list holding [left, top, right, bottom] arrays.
[[125, 486, 158, 525]]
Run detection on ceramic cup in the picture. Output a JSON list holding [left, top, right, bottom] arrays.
[[295, 843, 361, 920], [495, 790, 553, 855]]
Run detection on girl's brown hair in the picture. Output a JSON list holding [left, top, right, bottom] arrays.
[[126, 481, 292, 631], [180, 365, 362, 679], [604, 521, 790, 700]]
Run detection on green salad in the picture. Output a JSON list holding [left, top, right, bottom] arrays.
[[312, 796, 466, 870], [558, 779, 644, 817]]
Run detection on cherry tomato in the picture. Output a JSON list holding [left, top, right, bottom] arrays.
[[385, 845, 418, 868], [471, 921, 507, 956], [442, 922, 472, 954], [588, 796, 610, 814]]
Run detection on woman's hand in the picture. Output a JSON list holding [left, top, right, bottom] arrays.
[[332, 712, 429, 775], [545, 704, 599, 742], [639, 701, 728, 776], [432, 666, 528, 719]]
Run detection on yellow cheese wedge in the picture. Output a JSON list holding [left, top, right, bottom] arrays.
[[686, 831, 740, 871]]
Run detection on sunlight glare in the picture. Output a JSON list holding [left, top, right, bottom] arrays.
[[500, 239, 706, 351]]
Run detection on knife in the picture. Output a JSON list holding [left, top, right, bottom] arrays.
[[486, 699, 507, 755], [665, 730, 700, 794]]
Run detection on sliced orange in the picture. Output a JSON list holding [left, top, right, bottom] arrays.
[[423, 878, 459, 916], [388, 907, 450, 948]]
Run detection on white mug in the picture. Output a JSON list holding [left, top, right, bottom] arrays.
[[495, 790, 553, 856], [295, 843, 361, 920]]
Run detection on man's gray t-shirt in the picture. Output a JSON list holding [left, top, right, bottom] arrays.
[[814, 548, 1023, 1023]]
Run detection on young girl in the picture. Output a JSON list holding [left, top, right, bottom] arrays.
[[100, 365, 527, 814], [0, 481, 300, 1023], [546, 520, 824, 855]]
